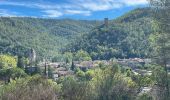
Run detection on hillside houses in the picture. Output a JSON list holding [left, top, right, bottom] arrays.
[[73, 60, 106, 71], [38, 58, 152, 80], [116, 58, 151, 70]]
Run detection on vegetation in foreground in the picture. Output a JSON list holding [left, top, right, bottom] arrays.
[[0, 0, 170, 100], [0, 54, 169, 100]]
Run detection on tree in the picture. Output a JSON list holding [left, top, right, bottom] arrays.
[[17, 56, 28, 69], [85, 70, 95, 80], [137, 93, 153, 100], [90, 65, 137, 100], [64, 52, 73, 63], [48, 66, 54, 79], [149, 0, 170, 99], [76, 69, 85, 80], [71, 61, 75, 71], [74, 50, 92, 61], [0, 67, 27, 83], [0, 75, 61, 100], [0, 55, 17, 69]]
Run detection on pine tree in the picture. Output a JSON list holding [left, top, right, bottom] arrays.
[[17, 56, 25, 69], [71, 61, 75, 71]]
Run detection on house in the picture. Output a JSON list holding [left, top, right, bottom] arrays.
[[56, 67, 67, 71], [53, 70, 74, 80], [140, 87, 152, 94], [53, 74, 59, 81], [74, 61, 95, 71]]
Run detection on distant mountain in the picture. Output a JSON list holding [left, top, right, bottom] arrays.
[[0, 17, 100, 58], [65, 8, 154, 60]]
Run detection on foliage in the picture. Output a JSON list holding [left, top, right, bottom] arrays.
[[17, 56, 29, 69], [0, 6, 169, 100], [132, 74, 153, 87], [71, 61, 75, 71], [76, 69, 86, 80], [65, 8, 154, 60], [64, 52, 73, 63], [0, 17, 100, 58], [0, 75, 61, 100], [60, 64, 138, 100], [152, 65, 168, 88], [149, 0, 170, 99], [74, 50, 92, 61], [0, 54, 17, 69], [48, 67, 54, 79], [0, 67, 27, 80], [137, 93, 153, 100]]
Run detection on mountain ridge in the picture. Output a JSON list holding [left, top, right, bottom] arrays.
[[65, 8, 153, 60], [0, 17, 100, 58], [0, 8, 153, 60]]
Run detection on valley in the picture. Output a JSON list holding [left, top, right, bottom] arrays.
[[0, 1, 170, 99]]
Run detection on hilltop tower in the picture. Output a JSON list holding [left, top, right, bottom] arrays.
[[104, 18, 109, 27]]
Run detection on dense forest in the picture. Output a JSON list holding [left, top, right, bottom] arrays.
[[1, 8, 154, 60], [65, 8, 154, 60], [0, 17, 100, 58], [0, 0, 170, 99]]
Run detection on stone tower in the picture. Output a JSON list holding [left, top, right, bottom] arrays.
[[104, 18, 109, 27]]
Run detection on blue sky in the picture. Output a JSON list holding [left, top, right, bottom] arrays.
[[0, 0, 148, 20]]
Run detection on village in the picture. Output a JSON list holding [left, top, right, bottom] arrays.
[[37, 58, 153, 80], [0, 1, 170, 99]]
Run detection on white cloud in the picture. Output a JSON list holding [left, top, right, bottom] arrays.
[[121, 0, 148, 6], [42, 10, 63, 18], [81, 2, 122, 11], [0, 0, 149, 18], [65, 10, 91, 16], [0, 9, 16, 17], [74, 0, 148, 11], [0, 1, 60, 9]]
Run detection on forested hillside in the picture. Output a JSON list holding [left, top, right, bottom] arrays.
[[0, 17, 100, 58], [0, 8, 154, 60], [66, 8, 154, 60]]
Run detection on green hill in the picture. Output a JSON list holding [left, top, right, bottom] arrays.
[[65, 8, 154, 60], [0, 17, 100, 58], [0, 8, 154, 60]]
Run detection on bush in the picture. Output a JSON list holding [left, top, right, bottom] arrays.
[[0, 75, 61, 100]]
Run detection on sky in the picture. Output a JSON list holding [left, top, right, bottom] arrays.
[[0, 0, 148, 20]]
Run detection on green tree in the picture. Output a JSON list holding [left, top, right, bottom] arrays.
[[0, 55, 17, 69], [17, 56, 28, 69], [149, 0, 170, 99], [61, 76, 91, 100], [64, 52, 73, 63], [48, 66, 54, 79], [71, 61, 75, 71], [76, 69, 85, 80], [0, 67, 27, 83], [74, 50, 92, 61], [91, 65, 137, 100], [137, 93, 153, 100], [0, 75, 61, 100]]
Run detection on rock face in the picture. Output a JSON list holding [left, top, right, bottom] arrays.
[[29, 48, 36, 65]]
